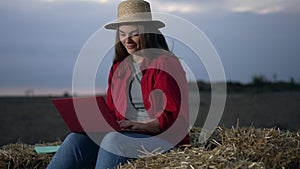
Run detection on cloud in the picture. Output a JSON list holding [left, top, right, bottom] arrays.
[[41, 0, 114, 4], [2, 0, 299, 15], [223, 0, 299, 14], [150, 0, 201, 13], [0, 0, 118, 12], [148, 0, 300, 15], [53, 0, 201, 14]]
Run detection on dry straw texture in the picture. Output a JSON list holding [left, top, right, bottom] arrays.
[[120, 127, 300, 169], [1, 127, 299, 169], [0, 141, 60, 169]]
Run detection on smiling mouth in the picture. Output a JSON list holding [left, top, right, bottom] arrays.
[[126, 44, 136, 49]]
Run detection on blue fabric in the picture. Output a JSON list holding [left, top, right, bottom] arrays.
[[47, 132, 172, 169], [47, 133, 99, 169]]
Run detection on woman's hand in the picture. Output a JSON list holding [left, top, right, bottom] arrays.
[[118, 119, 161, 134]]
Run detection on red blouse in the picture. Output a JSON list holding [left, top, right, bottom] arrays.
[[106, 54, 190, 146]]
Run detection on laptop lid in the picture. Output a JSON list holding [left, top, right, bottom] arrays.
[[52, 96, 121, 133]]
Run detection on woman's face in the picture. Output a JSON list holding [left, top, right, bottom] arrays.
[[119, 25, 141, 55]]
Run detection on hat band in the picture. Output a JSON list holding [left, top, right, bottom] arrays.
[[118, 12, 152, 23]]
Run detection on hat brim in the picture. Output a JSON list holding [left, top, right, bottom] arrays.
[[104, 20, 165, 30]]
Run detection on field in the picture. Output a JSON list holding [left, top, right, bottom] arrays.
[[0, 91, 299, 146]]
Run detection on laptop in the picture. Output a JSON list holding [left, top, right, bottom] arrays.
[[52, 96, 121, 133]]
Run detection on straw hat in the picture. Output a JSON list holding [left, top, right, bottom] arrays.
[[105, 0, 165, 30]]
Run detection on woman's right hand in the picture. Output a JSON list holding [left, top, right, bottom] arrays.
[[118, 119, 161, 134]]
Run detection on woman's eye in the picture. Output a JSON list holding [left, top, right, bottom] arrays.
[[120, 33, 125, 37]]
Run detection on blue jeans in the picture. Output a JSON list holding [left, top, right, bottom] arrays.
[[47, 132, 173, 169]]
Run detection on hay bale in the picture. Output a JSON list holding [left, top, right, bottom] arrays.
[[0, 141, 60, 169], [0, 127, 299, 168], [120, 127, 300, 169]]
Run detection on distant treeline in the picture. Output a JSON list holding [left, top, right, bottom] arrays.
[[194, 75, 300, 93]]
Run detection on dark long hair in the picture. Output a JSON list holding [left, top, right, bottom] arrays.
[[113, 24, 171, 63]]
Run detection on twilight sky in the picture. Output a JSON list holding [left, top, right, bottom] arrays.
[[0, 0, 300, 95]]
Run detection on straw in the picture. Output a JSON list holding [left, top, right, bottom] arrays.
[[0, 126, 299, 168], [119, 126, 300, 169]]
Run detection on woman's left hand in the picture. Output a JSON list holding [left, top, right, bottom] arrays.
[[118, 119, 161, 134]]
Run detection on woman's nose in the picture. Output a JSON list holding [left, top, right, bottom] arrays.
[[124, 36, 133, 42]]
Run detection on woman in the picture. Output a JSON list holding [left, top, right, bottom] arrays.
[[47, 0, 189, 168]]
